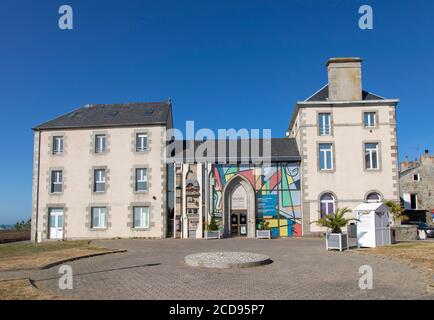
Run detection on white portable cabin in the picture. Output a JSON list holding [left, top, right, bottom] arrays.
[[354, 202, 392, 248]]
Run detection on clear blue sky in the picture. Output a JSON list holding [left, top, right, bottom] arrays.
[[0, 0, 433, 224]]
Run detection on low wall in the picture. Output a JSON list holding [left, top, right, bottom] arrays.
[[391, 226, 418, 242], [0, 229, 31, 243]]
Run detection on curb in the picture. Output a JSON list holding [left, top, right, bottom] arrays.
[[40, 249, 127, 270]]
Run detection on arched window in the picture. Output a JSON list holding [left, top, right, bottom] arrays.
[[366, 192, 381, 203], [320, 193, 335, 218]]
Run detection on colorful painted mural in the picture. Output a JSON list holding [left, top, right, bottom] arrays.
[[212, 163, 302, 237]]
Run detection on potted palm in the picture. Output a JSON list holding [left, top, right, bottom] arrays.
[[312, 207, 356, 251], [205, 214, 221, 239], [256, 219, 271, 239]]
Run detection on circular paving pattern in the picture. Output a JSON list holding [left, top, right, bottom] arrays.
[[184, 251, 272, 269]]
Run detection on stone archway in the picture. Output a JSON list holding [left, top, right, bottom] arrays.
[[222, 175, 256, 238]]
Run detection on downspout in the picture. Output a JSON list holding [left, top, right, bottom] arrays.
[[34, 129, 41, 242]]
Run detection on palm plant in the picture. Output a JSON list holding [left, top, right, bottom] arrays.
[[384, 200, 409, 224], [311, 207, 357, 234]]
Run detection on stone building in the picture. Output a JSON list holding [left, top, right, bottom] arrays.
[[399, 150, 434, 221], [31, 102, 173, 242], [31, 57, 401, 241], [287, 58, 399, 235]]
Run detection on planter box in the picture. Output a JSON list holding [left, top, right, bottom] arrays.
[[325, 233, 349, 251], [205, 230, 221, 239], [256, 230, 271, 239]]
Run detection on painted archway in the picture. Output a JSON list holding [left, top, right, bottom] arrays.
[[222, 174, 256, 238]]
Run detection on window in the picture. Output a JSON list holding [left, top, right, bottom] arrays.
[[413, 174, 420, 181], [320, 193, 335, 218], [366, 192, 381, 203], [51, 170, 63, 193], [95, 135, 106, 153], [364, 143, 379, 170], [133, 207, 150, 228], [319, 143, 333, 170], [318, 113, 331, 136], [364, 112, 376, 128], [136, 133, 148, 152], [94, 169, 106, 192], [410, 194, 418, 209], [135, 168, 148, 191], [91, 207, 106, 229], [52, 136, 64, 154]]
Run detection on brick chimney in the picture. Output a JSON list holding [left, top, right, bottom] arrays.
[[327, 57, 363, 101]]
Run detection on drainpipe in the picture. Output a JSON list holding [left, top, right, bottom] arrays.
[[34, 129, 41, 243]]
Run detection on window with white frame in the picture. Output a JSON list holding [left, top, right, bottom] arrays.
[[91, 207, 106, 229], [136, 133, 148, 152], [319, 143, 333, 170], [95, 134, 106, 153], [413, 174, 420, 181], [135, 168, 148, 191], [133, 206, 150, 228], [318, 113, 331, 136], [51, 170, 63, 193], [52, 136, 64, 154], [320, 193, 335, 218], [364, 112, 376, 128], [364, 143, 379, 170], [94, 169, 106, 192]]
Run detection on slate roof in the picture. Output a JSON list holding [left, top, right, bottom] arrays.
[[168, 138, 300, 163], [306, 84, 385, 102], [33, 102, 172, 130]]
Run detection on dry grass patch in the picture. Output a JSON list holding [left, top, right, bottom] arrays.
[[0, 241, 112, 271], [357, 242, 434, 279], [0, 279, 61, 300]]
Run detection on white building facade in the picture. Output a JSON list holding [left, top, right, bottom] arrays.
[[31, 57, 400, 241]]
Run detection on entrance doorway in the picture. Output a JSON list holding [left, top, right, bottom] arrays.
[[230, 211, 247, 237], [222, 175, 256, 238], [49, 208, 64, 239]]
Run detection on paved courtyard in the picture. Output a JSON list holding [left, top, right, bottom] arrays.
[[30, 238, 433, 299]]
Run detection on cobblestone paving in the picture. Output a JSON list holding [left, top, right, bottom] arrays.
[[28, 238, 434, 300]]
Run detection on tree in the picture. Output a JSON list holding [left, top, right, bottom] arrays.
[[14, 219, 31, 231], [311, 207, 358, 234]]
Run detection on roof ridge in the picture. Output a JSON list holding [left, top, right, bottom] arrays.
[[87, 101, 170, 107]]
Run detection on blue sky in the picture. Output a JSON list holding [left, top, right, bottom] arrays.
[[0, 0, 433, 224]]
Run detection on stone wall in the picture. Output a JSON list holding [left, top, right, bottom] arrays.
[[391, 225, 418, 242]]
